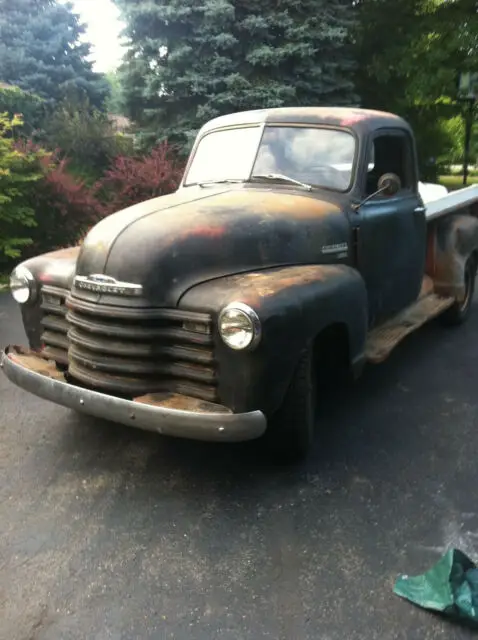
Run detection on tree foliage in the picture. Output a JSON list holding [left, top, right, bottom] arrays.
[[0, 115, 44, 262], [105, 71, 126, 115], [0, 0, 109, 110], [354, 0, 478, 177], [42, 95, 126, 176], [0, 85, 46, 135], [114, 0, 358, 150], [355, 0, 477, 108]]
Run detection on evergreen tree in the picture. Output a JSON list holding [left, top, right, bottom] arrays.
[[114, 0, 358, 150], [0, 0, 109, 109]]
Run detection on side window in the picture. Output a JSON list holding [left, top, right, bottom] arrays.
[[365, 132, 413, 196]]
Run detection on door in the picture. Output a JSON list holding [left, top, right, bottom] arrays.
[[357, 129, 427, 326]]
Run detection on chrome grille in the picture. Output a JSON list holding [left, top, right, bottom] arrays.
[[40, 286, 217, 401]]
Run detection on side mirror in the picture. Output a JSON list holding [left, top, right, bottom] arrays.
[[352, 171, 403, 212], [378, 173, 401, 197]]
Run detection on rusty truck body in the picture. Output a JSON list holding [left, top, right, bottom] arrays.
[[3, 107, 478, 460]]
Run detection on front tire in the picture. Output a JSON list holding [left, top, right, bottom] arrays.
[[263, 349, 317, 462], [440, 255, 476, 326]]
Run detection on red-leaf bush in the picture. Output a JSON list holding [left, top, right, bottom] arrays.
[[93, 141, 184, 217], [33, 155, 102, 252], [13, 141, 102, 257]]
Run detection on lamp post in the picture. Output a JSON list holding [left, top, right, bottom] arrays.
[[458, 72, 477, 186]]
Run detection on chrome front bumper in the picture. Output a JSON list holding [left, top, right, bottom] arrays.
[[1, 346, 267, 443]]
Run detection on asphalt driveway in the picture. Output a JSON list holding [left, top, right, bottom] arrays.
[[1, 290, 478, 640]]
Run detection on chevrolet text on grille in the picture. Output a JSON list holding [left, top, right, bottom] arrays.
[[73, 274, 143, 296]]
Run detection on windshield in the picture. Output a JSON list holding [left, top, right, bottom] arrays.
[[184, 125, 356, 191]]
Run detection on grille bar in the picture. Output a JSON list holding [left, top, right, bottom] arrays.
[[40, 285, 69, 364], [67, 326, 214, 363], [66, 309, 211, 344], [67, 362, 218, 401], [42, 315, 69, 333], [66, 294, 211, 323], [69, 344, 216, 382], [41, 329, 70, 351]]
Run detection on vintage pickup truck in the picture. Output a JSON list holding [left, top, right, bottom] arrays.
[[2, 107, 478, 461]]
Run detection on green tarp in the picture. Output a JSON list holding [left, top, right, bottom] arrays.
[[394, 548, 478, 627]]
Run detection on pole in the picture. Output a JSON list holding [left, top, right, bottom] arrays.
[[463, 99, 474, 186]]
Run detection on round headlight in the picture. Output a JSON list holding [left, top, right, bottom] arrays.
[[10, 266, 35, 304], [218, 302, 261, 350]]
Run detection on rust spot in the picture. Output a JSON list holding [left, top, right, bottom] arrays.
[[36, 246, 81, 283], [42, 246, 81, 260], [340, 112, 369, 126], [267, 107, 382, 122], [365, 294, 454, 364], [418, 275, 434, 299], [133, 392, 232, 414], [425, 226, 437, 277], [219, 265, 344, 308], [193, 190, 339, 220], [190, 225, 226, 239], [267, 106, 400, 125], [8, 345, 66, 381]]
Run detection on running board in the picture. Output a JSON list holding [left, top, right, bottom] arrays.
[[365, 294, 454, 364]]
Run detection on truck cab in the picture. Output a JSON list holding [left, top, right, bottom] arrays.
[[3, 107, 478, 461]]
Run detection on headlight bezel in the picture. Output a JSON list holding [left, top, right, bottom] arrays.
[[218, 301, 262, 351], [9, 266, 37, 304]]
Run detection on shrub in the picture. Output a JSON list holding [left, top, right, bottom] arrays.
[[0, 85, 46, 136], [43, 95, 123, 176], [2, 136, 184, 266], [26, 154, 102, 255], [94, 142, 184, 216], [0, 114, 44, 265], [7, 139, 102, 258]]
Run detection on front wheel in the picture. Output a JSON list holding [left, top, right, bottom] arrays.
[[440, 255, 476, 326], [262, 349, 317, 462]]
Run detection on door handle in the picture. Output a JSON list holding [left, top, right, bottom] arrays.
[[414, 206, 426, 214]]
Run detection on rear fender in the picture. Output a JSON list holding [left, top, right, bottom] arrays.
[[427, 214, 478, 301], [179, 264, 368, 415]]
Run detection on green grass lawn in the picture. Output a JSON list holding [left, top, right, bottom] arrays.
[[439, 175, 478, 191]]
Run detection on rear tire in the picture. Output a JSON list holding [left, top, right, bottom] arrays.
[[263, 349, 316, 463], [440, 255, 476, 327]]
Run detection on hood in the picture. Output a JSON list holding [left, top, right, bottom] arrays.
[[76, 186, 350, 307]]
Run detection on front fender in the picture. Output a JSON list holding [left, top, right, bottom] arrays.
[[179, 265, 368, 416], [13, 246, 80, 348]]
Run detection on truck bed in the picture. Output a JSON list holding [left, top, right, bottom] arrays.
[[424, 184, 478, 222]]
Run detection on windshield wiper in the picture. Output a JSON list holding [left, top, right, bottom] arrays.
[[251, 173, 312, 191], [189, 179, 243, 188]]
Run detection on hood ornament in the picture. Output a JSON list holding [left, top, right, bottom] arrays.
[[74, 274, 143, 296]]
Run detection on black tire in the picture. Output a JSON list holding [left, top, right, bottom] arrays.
[[263, 349, 317, 463], [440, 255, 476, 327]]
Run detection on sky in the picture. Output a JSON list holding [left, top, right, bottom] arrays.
[[70, 0, 126, 73]]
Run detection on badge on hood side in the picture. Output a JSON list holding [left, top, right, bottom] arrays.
[[73, 274, 143, 296]]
